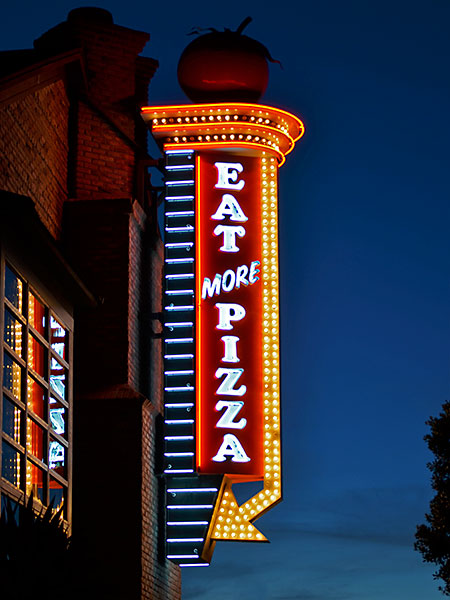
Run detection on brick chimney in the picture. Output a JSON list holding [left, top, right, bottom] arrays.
[[34, 7, 158, 201]]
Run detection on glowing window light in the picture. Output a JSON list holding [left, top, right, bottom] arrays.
[[164, 242, 194, 249], [165, 258, 195, 264], [164, 354, 194, 359], [166, 181, 195, 187], [167, 521, 209, 526], [165, 165, 194, 171], [164, 386, 195, 392], [167, 505, 213, 510], [165, 322, 194, 328], [165, 403, 194, 408], [164, 419, 194, 424], [165, 195, 195, 201], [165, 290, 194, 296], [166, 538, 204, 543], [165, 225, 194, 233], [167, 554, 199, 559], [164, 436, 194, 441], [167, 488, 218, 493], [164, 452, 195, 457], [165, 149, 195, 155], [164, 469, 194, 474], [166, 211, 195, 217], [165, 306, 194, 312]]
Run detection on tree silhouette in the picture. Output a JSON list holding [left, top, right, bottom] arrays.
[[415, 401, 450, 596]]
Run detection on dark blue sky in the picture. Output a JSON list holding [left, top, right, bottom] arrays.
[[3, 1, 450, 598]]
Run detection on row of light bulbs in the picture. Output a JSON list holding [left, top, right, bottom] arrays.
[[166, 133, 282, 153], [211, 154, 281, 543]]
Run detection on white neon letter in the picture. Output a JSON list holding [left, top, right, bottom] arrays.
[[216, 303, 246, 330], [202, 274, 222, 299], [249, 260, 261, 283], [212, 433, 250, 463], [236, 264, 249, 288], [221, 335, 240, 363], [215, 367, 246, 396], [215, 400, 247, 429], [221, 269, 236, 293], [214, 225, 246, 252], [211, 194, 248, 222], [214, 162, 245, 191]]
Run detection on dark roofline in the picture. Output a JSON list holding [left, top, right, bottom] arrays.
[[0, 47, 86, 107], [0, 190, 97, 308]]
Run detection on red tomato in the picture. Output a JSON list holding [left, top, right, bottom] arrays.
[[177, 21, 275, 103]]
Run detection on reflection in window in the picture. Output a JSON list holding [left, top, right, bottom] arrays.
[[49, 477, 65, 510], [29, 293, 46, 337], [49, 398, 66, 437], [5, 265, 23, 313], [49, 440, 65, 473], [50, 358, 65, 400], [2, 263, 70, 515], [28, 377, 45, 419], [3, 395, 21, 443], [4, 309, 23, 356], [27, 418, 45, 463], [50, 316, 66, 360], [26, 460, 44, 503], [3, 353, 21, 401], [28, 335, 46, 378], [2, 441, 20, 488]]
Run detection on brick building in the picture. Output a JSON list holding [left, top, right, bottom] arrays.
[[0, 8, 181, 599]]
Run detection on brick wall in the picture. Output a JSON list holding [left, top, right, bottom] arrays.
[[140, 237, 181, 599], [0, 79, 69, 238], [63, 198, 131, 390], [74, 101, 136, 200], [2, 8, 181, 598]]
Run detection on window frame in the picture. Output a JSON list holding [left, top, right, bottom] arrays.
[[0, 255, 73, 524]]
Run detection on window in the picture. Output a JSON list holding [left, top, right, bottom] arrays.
[[1, 262, 71, 517]]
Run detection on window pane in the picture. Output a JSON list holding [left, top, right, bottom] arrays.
[[4, 308, 24, 356], [49, 478, 66, 514], [50, 316, 67, 361], [5, 265, 23, 313], [27, 418, 45, 462], [28, 335, 46, 378], [27, 376, 46, 419], [2, 440, 21, 488], [29, 292, 46, 337], [3, 395, 22, 443], [49, 398, 66, 438], [26, 460, 44, 503], [3, 353, 22, 401], [49, 439, 66, 477], [50, 358, 66, 400]]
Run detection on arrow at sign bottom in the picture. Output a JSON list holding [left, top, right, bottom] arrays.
[[201, 427, 282, 561]]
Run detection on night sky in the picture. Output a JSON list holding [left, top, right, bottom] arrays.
[[3, 1, 450, 598]]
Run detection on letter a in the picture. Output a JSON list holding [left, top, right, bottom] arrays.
[[211, 194, 248, 222], [212, 433, 251, 463]]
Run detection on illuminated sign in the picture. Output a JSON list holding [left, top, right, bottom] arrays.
[[141, 103, 303, 567], [196, 153, 263, 478]]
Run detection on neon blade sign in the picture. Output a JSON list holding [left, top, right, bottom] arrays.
[[196, 153, 264, 479]]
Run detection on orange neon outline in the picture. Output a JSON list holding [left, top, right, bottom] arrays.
[[195, 153, 202, 469], [153, 122, 296, 153], [141, 102, 304, 141], [164, 142, 285, 166], [204, 155, 282, 545]]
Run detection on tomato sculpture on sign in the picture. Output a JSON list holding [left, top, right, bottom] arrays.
[[177, 17, 279, 103]]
